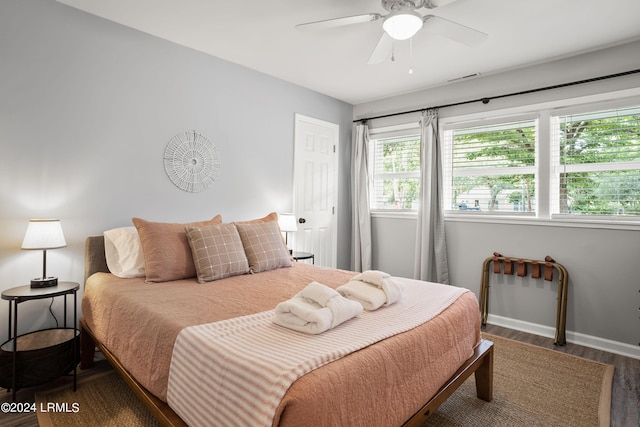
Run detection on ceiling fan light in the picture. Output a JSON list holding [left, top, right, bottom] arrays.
[[383, 10, 423, 40]]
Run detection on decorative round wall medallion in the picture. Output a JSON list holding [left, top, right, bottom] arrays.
[[164, 130, 221, 193]]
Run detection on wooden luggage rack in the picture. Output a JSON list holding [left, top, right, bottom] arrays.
[[480, 252, 569, 345]]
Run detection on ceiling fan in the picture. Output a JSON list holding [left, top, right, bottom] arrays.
[[296, 0, 487, 64]]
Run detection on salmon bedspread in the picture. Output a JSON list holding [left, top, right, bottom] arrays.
[[82, 263, 481, 426]]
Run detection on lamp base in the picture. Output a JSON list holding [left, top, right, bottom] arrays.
[[30, 277, 58, 288]]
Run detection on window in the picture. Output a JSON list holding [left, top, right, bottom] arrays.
[[444, 117, 537, 214], [367, 93, 640, 223], [369, 134, 421, 210], [442, 95, 640, 223], [551, 106, 640, 217]]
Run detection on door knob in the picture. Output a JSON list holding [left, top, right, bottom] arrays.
[[298, 217, 306, 224]]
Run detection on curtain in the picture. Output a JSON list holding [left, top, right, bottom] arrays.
[[351, 122, 372, 272], [414, 110, 449, 283]]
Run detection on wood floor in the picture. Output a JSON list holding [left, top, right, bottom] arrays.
[[1, 325, 638, 427]]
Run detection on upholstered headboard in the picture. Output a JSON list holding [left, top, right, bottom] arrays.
[[85, 236, 109, 283]]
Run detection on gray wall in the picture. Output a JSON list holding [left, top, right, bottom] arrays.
[[358, 40, 640, 354], [0, 0, 353, 340]]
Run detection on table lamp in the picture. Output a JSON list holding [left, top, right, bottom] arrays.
[[278, 213, 298, 253], [21, 219, 67, 288]]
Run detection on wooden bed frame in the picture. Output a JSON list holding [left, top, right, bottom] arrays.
[[81, 236, 493, 426]]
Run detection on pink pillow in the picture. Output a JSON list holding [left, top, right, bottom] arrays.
[[234, 212, 279, 224], [132, 215, 222, 282]]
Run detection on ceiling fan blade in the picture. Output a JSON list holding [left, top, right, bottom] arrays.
[[296, 14, 382, 31], [423, 0, 459, 9], [367, 33, 393, 65], [423, 15, 488, 46]]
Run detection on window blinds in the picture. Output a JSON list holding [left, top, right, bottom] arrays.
[[552, 106, 640, 216], [445, 119, 537, 213], [369, 135, 421, 210]]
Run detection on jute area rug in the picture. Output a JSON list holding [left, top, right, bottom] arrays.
[[427, 333, 613, 427], [35, 333, 614, 427]]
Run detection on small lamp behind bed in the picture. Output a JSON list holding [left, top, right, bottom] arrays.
[[21, 219, 67, 288], [278, 213, 298, 254]]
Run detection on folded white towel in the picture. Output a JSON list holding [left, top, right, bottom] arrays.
[[336, 280, 386, 311], [378, 277, 404, 306], [325, 289, 363, 329], [337, 271, 404, 310], [298, 280, 339, 307], [273, 281, 363, 334], [351, 270, 391, 287], [273, 298, 333, 334]]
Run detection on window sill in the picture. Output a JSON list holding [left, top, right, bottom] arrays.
[[371, 211, 418, 220], [371, 210, 640, 230], [444, 212, 640, 231]]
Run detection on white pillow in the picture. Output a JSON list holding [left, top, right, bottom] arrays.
[[104, 227, 145, 278]]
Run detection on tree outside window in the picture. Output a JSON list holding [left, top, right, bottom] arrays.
[[447, 119, 537, 213], [370, 135, 420, 210], [555, 108, 640, 216], [444, 104, 640, 219]]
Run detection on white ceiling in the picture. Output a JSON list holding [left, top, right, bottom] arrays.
[[57, 0, 640, 105]]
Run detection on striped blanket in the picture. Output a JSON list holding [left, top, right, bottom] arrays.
[[166, 278, 468, 427]]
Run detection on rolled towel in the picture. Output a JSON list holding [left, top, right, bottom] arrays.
[[337, 271, 405, 310], [351, 270, 391, 287], [325, 289, 363, 329], [273, 298, 333, 334], [273, 281, 363, 334], [379, 277, 404, 306], [336, 280, 386, 311], [298, 280, 340, 307]]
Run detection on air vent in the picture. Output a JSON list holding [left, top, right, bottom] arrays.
[[448, 72, 481, 83]]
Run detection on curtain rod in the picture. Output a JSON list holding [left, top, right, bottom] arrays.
[[353, 68, 640, 123]]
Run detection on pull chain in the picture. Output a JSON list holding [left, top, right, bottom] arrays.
[[409, 37, 414, 75], [391, 38, 396, 62]]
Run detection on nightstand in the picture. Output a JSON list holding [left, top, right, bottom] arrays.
[[0, 281, 79, 401], [292, 251, 315, 264]]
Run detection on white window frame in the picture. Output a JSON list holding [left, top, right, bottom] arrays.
[[368, 123, 421, 214], [439, 88, 640, 230], [442, 113, 539, 217], [549, 103, 640, 221]]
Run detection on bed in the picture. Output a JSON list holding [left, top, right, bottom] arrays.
[[80, 219, 493, 427]]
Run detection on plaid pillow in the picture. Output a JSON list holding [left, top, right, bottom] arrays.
[[132, 215, 222, 282], [185, 223, 249, 283], [235, 220, 292, 273]]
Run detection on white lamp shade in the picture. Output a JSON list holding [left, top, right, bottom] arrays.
[[21, 219, 67, 250], [278, 213, 298, 232], [383, 10, 424, 40]]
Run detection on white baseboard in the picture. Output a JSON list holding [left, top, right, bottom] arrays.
[[486, 314, 640, 360]]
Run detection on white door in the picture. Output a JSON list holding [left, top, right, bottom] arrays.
[[293, 114, 339, 268]]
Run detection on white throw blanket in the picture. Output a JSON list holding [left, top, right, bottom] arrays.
[[273, 281, 363, 334], [167, 278, 469, 427], [337, 270, 404, 310]]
